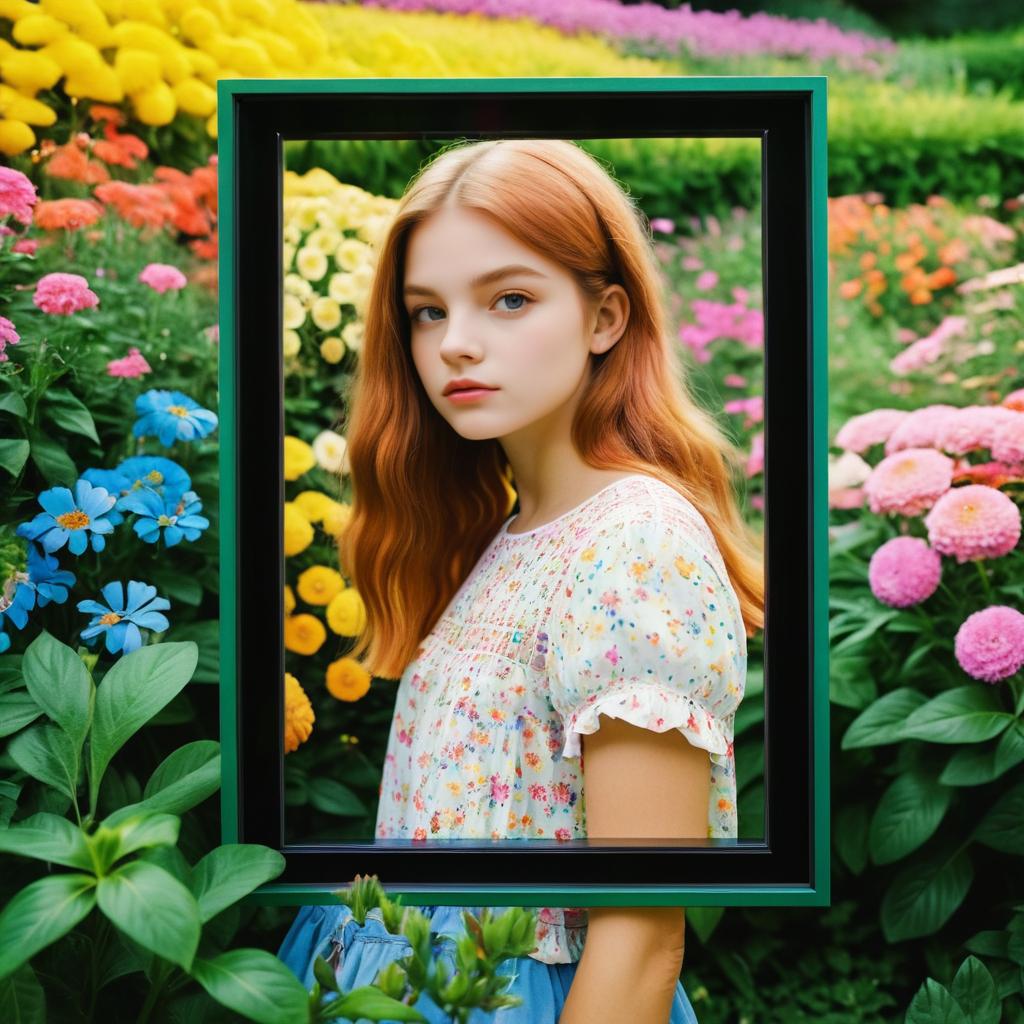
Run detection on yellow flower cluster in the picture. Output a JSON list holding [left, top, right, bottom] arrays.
[[284, 671, 314, 754], [281, 166, 397, 368]]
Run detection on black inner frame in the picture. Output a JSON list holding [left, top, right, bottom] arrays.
[[230, 85, 814, 892]]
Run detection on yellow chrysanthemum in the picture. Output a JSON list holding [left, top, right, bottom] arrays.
[[284, 435, 316, 481], [296, 245, 328, 282], [283, 273, 313, 299], [131, 80, 176, 126], [282, 242, 295, 271], [306, 226, 340, 253], [311, 296, 342, 332], [321, 501, 351, 538], [173, 77, 217, 117], [320, 336, 344, 364], [335, 237, 370, 272], [326, 657, 371, 702], [0, 118, 34, 156], [341, 321, 364, 353], [284, 612, 327, 655], [114, 48, 163, 93], [283, 328, 301, 358], [327, 272, 359, 306], [282, 292, 306, 330], [293, 490, 335, 523], [297, 565, 344, 606], [0, 50, 63, 91], [326, 588, 366, 637], [283, 672, 314, 754], [284, 501, 313, 556], [284, 584, 296, 615]]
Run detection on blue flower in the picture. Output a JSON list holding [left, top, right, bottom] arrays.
[[116, 456, 191, 500], [116, 488, 209, 547], [77, 581, 170, 655], [0, 629, 9, 654], [133, 389, 217, 447], [1, 569, 33, 632], [0, 544, 76, 633], [16, 479, 118, 556]]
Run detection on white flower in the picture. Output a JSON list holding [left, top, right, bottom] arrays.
[[342, 320, 364, 353], [828, 450, 872, 492], [313, 430, 348, 474]]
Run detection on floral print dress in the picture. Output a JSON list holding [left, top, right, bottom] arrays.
[[374, 473, 748, 964]]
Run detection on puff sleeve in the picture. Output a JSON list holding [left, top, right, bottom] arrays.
[[549, 511, 747, 770]]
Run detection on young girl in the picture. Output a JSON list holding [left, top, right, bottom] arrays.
[[277, 137, 765, 1023]]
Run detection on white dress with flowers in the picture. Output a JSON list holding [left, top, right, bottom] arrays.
[[373, 474, 748, 964]]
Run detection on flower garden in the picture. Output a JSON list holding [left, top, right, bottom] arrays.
[[1, 0, 1024, 1021]]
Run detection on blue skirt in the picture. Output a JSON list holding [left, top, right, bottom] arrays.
[[277, 903, 700, 1023]]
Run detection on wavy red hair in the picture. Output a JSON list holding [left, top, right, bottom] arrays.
[[337, 138, 765, 680]]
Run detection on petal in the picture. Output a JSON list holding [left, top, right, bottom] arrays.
[[125, 581, 157, 613], [164, 526, 182, 547], [77, 600, 109, 615], [131, 610, 168, 632], [90, 533, 105, 553], [105, 623, 126, 654], [121, 622, 142, 653], [158, 420, 179, 447], [41, 529, 68, 553], [81, 623, 106, 640], [39, 487, 74, 517], [90, 518, 115, 535], [68, 530, 87, 556], [140, 596, 171, 613], [100, 581, 125, 611]]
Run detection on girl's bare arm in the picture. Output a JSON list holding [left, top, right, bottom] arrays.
[[558, 715, 712, 1024]]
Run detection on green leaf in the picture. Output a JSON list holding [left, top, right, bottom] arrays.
[[905, 979, 968, 1024], [96, 860, 200, 972], [0, 813, 92, 871], [23, 631, 93, 750], [0, 693, 43, 738], [971, 780, 1024, 854], [25, 425, 76, 488], [88, 642, 198, 813], [940, 724, 1024, 786], [0, 873, 97, 982], [42, 389, 99, 444], [949, 956, 1000, 1024], [321, 985, 429, 1023], [841, 688, 928, 749], [829, 654, 876, 710], [834, 802, 870, 875], [188, 949, 311, 1024], [902, 687, 1011, 744], [880, 845, 973, 942], [869, 772, 951, 866], [189, 845, 285, 924], [149, 569, 202, 607], [308, 777, 368, 817], [167, 621, 219, 683], [0, 962, 45, 1023], [0, 391, 28, 419], [102, 812, 180, 866], [7, 723, 79, 800], [0, 439, 30, 477]]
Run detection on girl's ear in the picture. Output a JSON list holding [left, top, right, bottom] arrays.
[[589, 284, 630, 356]]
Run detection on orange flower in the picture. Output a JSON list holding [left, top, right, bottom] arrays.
[[926, 266, 957, 289], [858, 252, 877, 270], [93, 180, 175, 230], [93, 124, 149, 170], [284, 613, 327, 656], [88, 104, 126, 127], [894, 251, 919, 273], [33, 198, 104, 232], [909, 288, 932, 305], [838, 279, 862, 299], [938, 239, 969, 265], [43, 140, 109, 184]]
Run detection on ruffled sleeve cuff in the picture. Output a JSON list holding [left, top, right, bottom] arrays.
[[527, 907, 589, 965], [561, 682, 731, 765]]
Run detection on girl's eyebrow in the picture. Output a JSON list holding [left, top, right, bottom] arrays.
[[403, 264, 546, 298]]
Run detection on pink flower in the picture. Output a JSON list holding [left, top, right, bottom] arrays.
[[863, 448, 954, 516], [896, 327, 917, 344], [885, 405, 960, 454], [106, 346, 152, 378], [32, 272, 99, 316], [934, 405, 1021, 456], [0, 316, 20, 362], [695, 270, 719, 291], [204, 323, 219, 344], [954, 606, 1024, 683], [724, 373, 747, 388], [650, 217, 675, 233], [868, 536, 942, 607], [0, 167, 38, 226], [681, 256, 703, 271], [731, 286, 749, 304], [991, 414, 1024, 465], [834, 408, 908, 454], [724, 395, 763, 427], [12, 238, 38, 255], [138, 262, 187, 294], [924, 484, 1021, 563], [746, 432, 764, 477]]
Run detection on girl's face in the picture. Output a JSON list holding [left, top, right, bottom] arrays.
[[403, 205, 626, 448]]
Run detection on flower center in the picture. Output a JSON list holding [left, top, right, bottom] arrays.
[[56, 509, 90, 530], [146, 470, 165, 484], [99, 612, 121, 625], [157, 514, 177, 527], [166, 405, 189, 417]]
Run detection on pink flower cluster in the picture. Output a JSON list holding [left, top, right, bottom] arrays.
[[0, 315, 20, 362], [107, 347, 152, 379], [890, 316, 970, 376], [32, 272, 99, 316], [0, 167, 38, 226], [954, 606, 1024, 683], [678, 298, 763, 363], [724, 395, 763, 428], [138, 262, 187, 294]]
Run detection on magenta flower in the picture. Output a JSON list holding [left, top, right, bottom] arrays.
[[695, 270, 719, 291], [32, 272, 99, 316], [0, 167, 38, 226], [868, 536, 942, 608], [107, 347, 152, 379], [954, 606, 1024, 683], [12, 238, 38, 255], [863, 448, 954, 517], [724, 373, 747, 388], [923, 484, 1021, 563], [746, 431, 764, 477], [650, 217, 675, 233], [138, 262, 187, 294], [0, 316, 19, 363]]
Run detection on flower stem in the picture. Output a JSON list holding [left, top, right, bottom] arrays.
[[973, 559, 995, 605]]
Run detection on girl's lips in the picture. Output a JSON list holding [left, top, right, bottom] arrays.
[[447, 387, 497, 403]]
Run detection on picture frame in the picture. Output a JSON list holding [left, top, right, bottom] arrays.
[[217, 75, 830, 911]]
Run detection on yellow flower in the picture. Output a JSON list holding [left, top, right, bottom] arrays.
[[0, 50, 63, 91], [0, 118, 34, 156], [284, 584, 296, 615], [342, 321, 364, 353], [312, 429, 347, 473], [173, 77, 217, 117], [283, 672, 314, 754], [283, 328, 301, 358], [326, 588, 366, 637], [321, 501, 351, 538], [294, 490, 335, 523], [14, 14, 67, 47], [284, 435, 316, 481], [131, 80, 176, 126], [282, 243, 295, 271], [311, 296, 342, 332], [283, 273, 312, 299], [326, 657, 371, 702], [297, 565, 344, 606], [114, 48, 163, 93], [327, 272, 359, 307], [284, 501, 313, 555], [283, 292, 306, 330], [284, 613, 327, 655], [320, 336, 344, 363], [336, 237, 369, 272], [306, 227, 340, 253], [296, 245, 327, 281]]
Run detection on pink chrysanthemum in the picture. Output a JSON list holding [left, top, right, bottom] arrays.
[[954, 605, 1024, 683], [0, 167, 38, 226], [650, 217, 675, 233], [835, 408, 908, 453], [933, 404, 1021, 455], [990, 413, 1024, 465], [923, 484, 1021, 563], [0, 315, 19, 362], [863, 447, 954, 516], [868, 536, 942, 607], [884, 405, 960, 454], [138, 262, 187, 294], [1002, 388, 1024, 413], [106, 346, 152, 379], [12, 238, 38, 255], [32, 272, 99, 316], [746, 432, 763, 477], [695, 270, 719, 291]]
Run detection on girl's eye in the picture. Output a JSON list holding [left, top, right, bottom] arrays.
[[496, 291, 529, 312], [412, 306, 445, 323]]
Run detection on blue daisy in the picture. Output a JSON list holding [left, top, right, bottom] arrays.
[[116, 456, 191, 501], [116, 488, 209, 547], [16, 479, 118, 556], [0, 544, 76, 633], [133, 389, 218, 447], [77, 580, 171, 655]]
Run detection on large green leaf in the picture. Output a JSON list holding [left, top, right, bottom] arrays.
[[880, 844, 973, 942], [166, 621, 219, 683], [0, 874, 97, 981], [188, 949, 310, 1024], [0, 963, 45, 1023], [905, 979, 968, 1024], [22, 631, 93, 750], [971, 779, 1024, 854], [43, 389, 99, 444], [7, 723, 79, 800], [0, 439, 30, 477], [308, 777, 368, 817], [869, 772, 951, 866], [189, 845, 285, 924], [95, 860, 200, 972], [88, 642, 198, 812], [940, 723, 1024, 786], [0, 391, 27, 418], [840, 688, 927, 749], [902, 687, 1012, 745], [949, 956, 1001, 1024], [834, 801, 870, 876], [0, 693, 43, 738], [91, 812, 181, 873], [25, 425, 76, 488], [322, 985, 430, 1022], [0, 813, 92, 871]]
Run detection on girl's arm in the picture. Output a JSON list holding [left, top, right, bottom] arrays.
[[558, 716, 712, 1024]]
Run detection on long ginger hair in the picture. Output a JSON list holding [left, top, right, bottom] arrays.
[[337, 138, 765, 680]]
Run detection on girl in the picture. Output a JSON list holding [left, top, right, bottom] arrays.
[[277, 137, 765, 1023]]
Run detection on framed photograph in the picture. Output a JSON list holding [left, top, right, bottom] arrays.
[[217, 76, 830, 911]]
